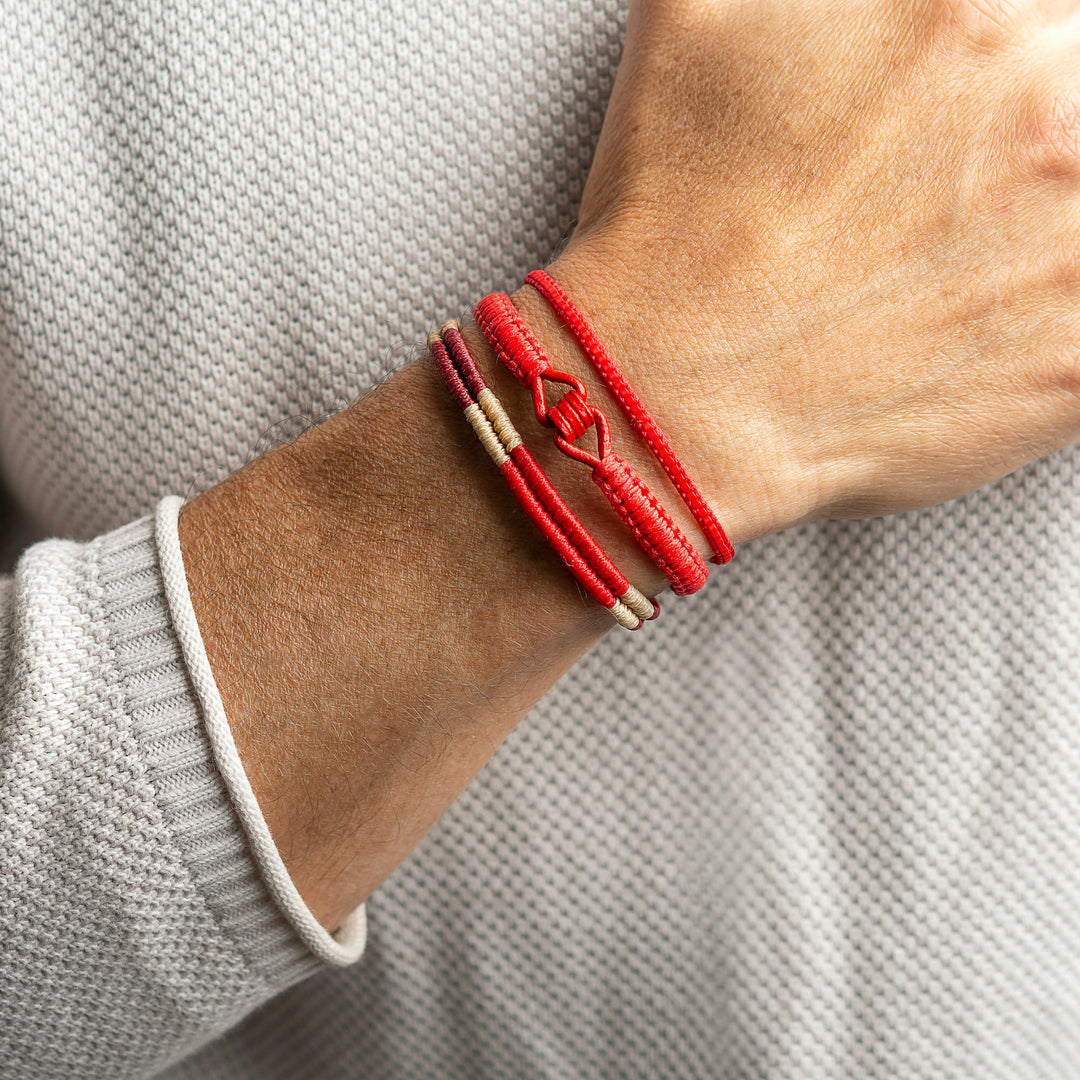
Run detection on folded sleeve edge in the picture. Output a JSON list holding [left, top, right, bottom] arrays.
[[155, 494, 367, 967]]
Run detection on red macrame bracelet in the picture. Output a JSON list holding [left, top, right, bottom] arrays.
[[429, 323, 656, 629], [441, 322, 658, 624], [525, 268, 734, 566], [474, 292, 709, 596]]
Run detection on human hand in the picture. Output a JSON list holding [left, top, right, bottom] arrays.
[[544, 0, 1080, 543]]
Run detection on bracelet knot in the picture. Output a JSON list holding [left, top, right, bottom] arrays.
[[546, 387, 595, 443]]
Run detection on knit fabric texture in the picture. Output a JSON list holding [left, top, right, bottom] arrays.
[[3, 1, 1080, 1078]]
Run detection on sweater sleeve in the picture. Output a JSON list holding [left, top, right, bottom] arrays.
[[0, 496, 365, 1080]]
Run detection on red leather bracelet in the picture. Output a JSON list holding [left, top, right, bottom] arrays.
[[429, 323, 656, 629], [525, 268, 734, 565], [474, 292, 709, 596]]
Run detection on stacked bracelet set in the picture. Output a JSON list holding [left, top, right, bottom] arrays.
[[430, 269, 733, 630]]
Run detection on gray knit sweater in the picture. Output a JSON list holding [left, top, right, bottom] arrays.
[[3, 2, 1080, 1078]]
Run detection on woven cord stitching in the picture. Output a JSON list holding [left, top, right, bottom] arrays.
[[593, 455, 708, 596]]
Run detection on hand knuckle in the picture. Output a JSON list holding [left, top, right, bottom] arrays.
[[920, 0, 1020, 46], [1020, 87, 1080, 180]]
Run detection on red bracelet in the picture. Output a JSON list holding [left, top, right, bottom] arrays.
[[474, 292, 709, 596], [525, 269, 734, 565], [441, 322, 658, 623], [429, 323, 656, 629]]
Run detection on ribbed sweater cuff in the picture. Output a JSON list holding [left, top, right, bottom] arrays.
[[94, 497, 366, 985]]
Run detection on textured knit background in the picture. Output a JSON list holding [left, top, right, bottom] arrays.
[[3, 1, 1080, 1077]]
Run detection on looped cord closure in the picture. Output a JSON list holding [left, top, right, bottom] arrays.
[[546, 387, 594, 443], [475, 290, 709, 595]]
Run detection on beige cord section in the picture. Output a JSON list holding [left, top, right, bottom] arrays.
[[619, 584, 656, 622], [609, 597, 643, 630], [476, 388, 523, 452], [463, 403, 509, 467]]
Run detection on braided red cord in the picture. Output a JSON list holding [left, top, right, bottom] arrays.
[[474, 292, 551, 384], [475, 291, 709, 595], [430, 327, 655, 627], [525, 268, 734, 565], [594, 456, 706, 596]]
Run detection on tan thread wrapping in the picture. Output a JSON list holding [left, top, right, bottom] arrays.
[[476, 388, 523, 452], [619, 585, 655, 621], [463, 403, 508, 467], [609, 599, 640, 630]]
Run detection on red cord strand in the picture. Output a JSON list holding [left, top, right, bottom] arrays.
[[525, 268, 734, 565], [430, 326, 655, 627], [475, 291, 708, 596]]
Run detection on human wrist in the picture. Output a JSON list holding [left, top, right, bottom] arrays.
[[176, 246, 809, 929], [178, 356, 613, 930]]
